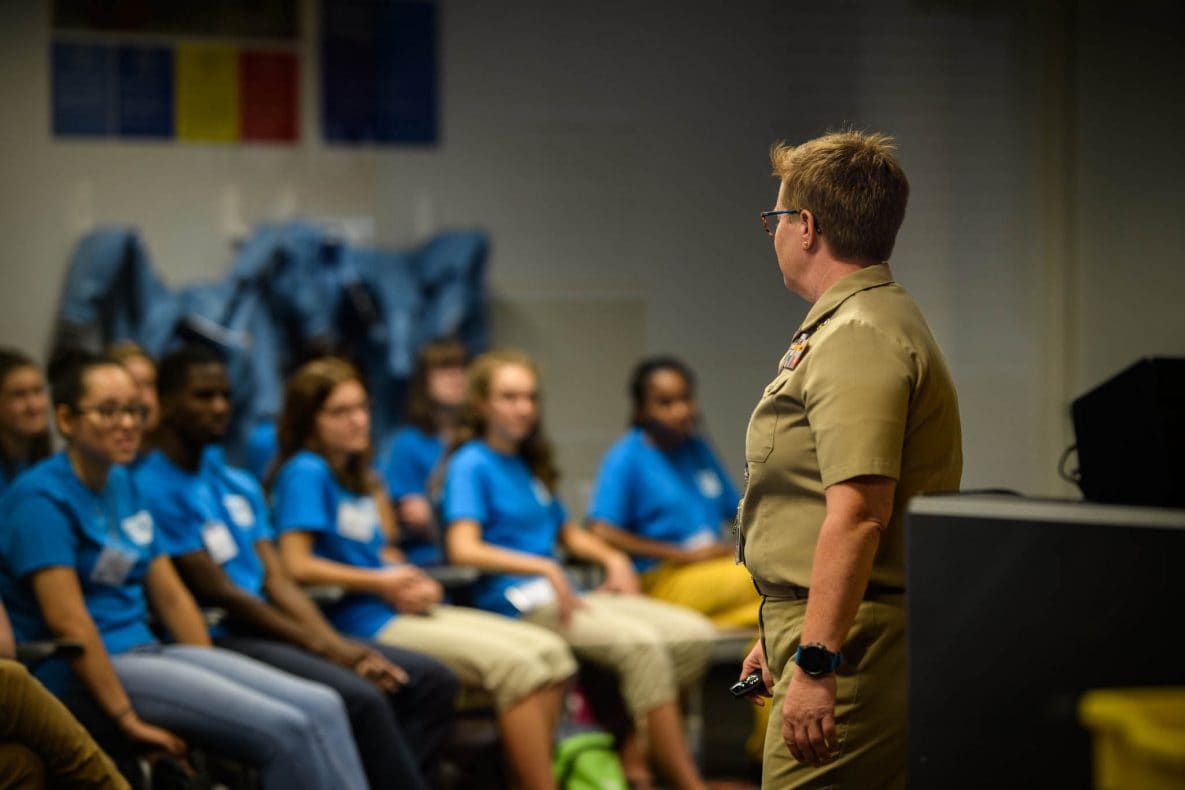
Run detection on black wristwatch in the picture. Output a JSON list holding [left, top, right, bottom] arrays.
[[794, 643, 843, 677]]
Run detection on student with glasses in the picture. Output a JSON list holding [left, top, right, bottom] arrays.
[[0, 350, 369, 790], [270, 356, 577, 790], [106, 341, 162, 456], [135, 344, 458, 790]]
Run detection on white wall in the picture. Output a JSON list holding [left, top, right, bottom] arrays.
[[1, 0, 1182, 510]]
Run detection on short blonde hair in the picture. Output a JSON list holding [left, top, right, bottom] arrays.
[[771, 130, 909, 262]]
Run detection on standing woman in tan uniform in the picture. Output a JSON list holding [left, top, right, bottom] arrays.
[[735, 131, 962, 788]]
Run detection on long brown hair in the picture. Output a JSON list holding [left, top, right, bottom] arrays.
[[272, 357, 375, 494], [451, 349, 559, 492], [0, 348, 52, 474], [404, 338, 469, 433]]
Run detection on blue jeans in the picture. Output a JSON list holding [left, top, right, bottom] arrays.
[[111, 644, 367, 790], [216, 635, 460, 790]]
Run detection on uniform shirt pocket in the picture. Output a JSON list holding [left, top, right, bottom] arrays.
[[745, 375, 789, 463]]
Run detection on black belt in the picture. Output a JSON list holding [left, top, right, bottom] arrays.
[[750, 576, 904, 601], [751, 577, 809, 600]]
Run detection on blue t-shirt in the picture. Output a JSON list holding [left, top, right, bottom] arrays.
[[1, 464, 19, 501], [134, 449, 271, 635], [0, 453, 160, 693], [587, 428, 740, 572], [382, 425, 446, 566], [442, 440, 568, 617], [245, 421, 278, 482], [271, 451, 397, 638]]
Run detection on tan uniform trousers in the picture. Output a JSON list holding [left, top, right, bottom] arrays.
[[376, 603, 577, 710], [523, 592, 715, 720], [760, 595, 906, 790], [642, 556, 761, 629], [0, 660, 129, 789]]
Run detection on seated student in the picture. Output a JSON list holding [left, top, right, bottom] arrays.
[[0, 351, 368, 790], [106, 342, 160, 441], [587, 356, 759, 629], [0, 597, 129, 789], [270, 357, 577, 790], [135, 345, 458, 790], [442, 349, 717, 790], [383, 339, 469, 566], [0, 348, 52, 499]]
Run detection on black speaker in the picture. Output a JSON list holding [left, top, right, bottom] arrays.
[[1071, 357, 1185, 508]]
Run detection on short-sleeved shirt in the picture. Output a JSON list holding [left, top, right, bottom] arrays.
[[134, 449, 271, 635], [442, 440, 568, 617], [384, 426, 445, 500], [0, 453, 161, 693], [382, 425, 446, 566], [587, 428, 740, 572], [739, 264, 963, 590], [271, 451, 397, 638], [0, 461, 30, 501], [245, 421, 278, 482]]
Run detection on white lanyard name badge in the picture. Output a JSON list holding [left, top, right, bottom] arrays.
[[696, 469, 722, 498], [91, 508, 152, 587], [505, 577, 557, 614], [338, 498, 378, 542], [202, 521, 239, 565]]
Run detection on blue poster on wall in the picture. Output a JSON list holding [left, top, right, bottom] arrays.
[[118, 46, 174, 137], [321, 0, 438, 144], [52, 42, 117, 136]]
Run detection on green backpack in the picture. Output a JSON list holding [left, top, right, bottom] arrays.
[[553, 730, 629, 790]]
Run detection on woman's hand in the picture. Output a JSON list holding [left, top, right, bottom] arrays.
[[375, 565, 442, 615], [119, 712, 188, 758], [542, 562, 584, 627], [373, 565, 426, 610], [598, 553, 642, 595], [340, 640, 410, 693]]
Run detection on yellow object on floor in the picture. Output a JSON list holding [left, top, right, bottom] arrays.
[[1079, 687, 1185, 790]]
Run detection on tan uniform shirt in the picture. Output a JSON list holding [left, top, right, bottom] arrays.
[[739, 263, 962, 591]]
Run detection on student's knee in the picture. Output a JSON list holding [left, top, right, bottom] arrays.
[[535, 636, 578, 683], [299, 683, 351, 724], [0, 743, 47, 789]]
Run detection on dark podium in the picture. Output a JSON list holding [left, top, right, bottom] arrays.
[[905, 494, 1185, 788]]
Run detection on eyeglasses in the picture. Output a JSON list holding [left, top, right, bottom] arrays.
[[74, 403, 150, 424], [761, 209, 799, 237]]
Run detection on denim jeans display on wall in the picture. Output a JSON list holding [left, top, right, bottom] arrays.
[[53, 223, 488, 463]]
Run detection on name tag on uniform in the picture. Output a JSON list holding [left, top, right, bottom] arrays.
[[695, 469, 722, 498], [202, 521, 239, 565], [504, 577, 557, 614], [91, 544, 138, 586], [337, 499, 378, 542], [531, 479, 552, 506], [121, 511, 154, 546], [222, 494, 255, 528]]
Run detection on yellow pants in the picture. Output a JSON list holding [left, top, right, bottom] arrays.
[[0, 660, 128, 789], [759, 595, 907, 789], [643, 557, 769, 759], [642, 556, 762, 629]]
